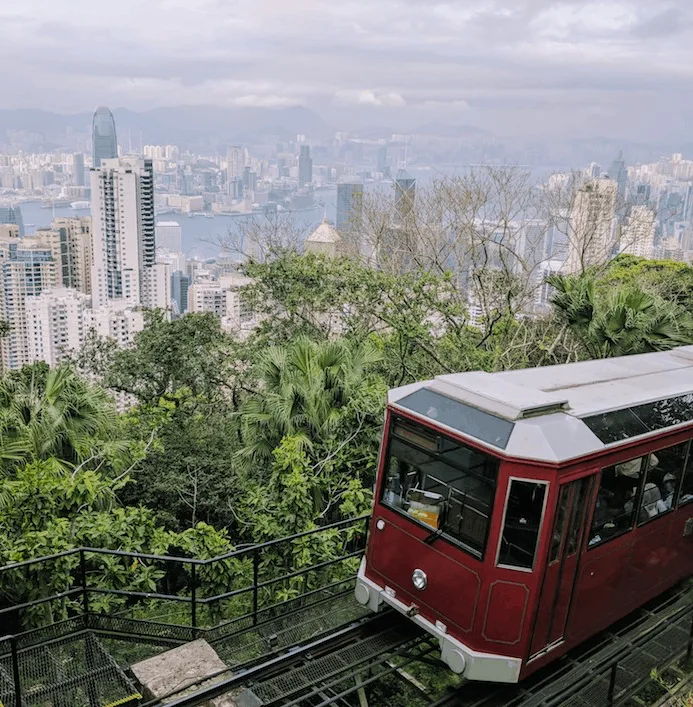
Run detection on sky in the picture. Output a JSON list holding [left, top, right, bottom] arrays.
[[2, 0, 693, 140]]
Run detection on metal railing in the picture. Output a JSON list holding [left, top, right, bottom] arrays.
[[0, 514, 370, 707]]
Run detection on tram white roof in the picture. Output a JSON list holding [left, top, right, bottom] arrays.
[[388, 347, 693, 464]]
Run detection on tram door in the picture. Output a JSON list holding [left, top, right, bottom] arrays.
[[529, 475, 594, 658]]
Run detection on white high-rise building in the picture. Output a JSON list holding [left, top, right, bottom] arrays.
[[620, 205, 656, 259], [565, 178, 618, 274], [35, 217, 93, 295], [26, 288, 90, 366], [90, 157, 156, 308], [156, 249, 186, 274], [187, 280, 226, 316], [219, 273, 254, 331], [0, 236, 57, 370], [152, 261, 172, 315], [227, 146, 245, 180], [155, 221, 182, 252], [86, 301, 145, 348], [534, 260, 566, 310]]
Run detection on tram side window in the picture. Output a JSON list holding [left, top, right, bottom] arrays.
[[497, 480, 547, 570], [588, 455, 646, 548], [381, 419, 499, 559], [638, 443, 689, 523], [679, 442, 693, 507]]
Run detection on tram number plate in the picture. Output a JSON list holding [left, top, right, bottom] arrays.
[[684, 518, 693, 537]]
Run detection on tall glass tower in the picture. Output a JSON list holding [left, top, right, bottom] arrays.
[[92, 106, 118, 167]]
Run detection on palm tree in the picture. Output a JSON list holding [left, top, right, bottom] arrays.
[[237, 337, 382, 472], [0, 364, 119, 470], [548, 274, 693, 358]]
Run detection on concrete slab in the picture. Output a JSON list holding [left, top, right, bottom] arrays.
[[131, 638, 236, 706]]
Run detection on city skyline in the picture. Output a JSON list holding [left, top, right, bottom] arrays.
[[1, 1, 693, 142], [3, 96, 693, 372]]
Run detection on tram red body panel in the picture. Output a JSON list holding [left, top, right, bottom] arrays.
[[356, 349, 693, 682]]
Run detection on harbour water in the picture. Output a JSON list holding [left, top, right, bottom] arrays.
[[16, 166, 538, 259], [17, 190, 340, 259]]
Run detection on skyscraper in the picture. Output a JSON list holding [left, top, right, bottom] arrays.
[[377, 146, 389, 177], [609, 151, 627, 204], [336, 182, 364, 231], [620, 205, 656, 258], [0, 205, 25, 238], [171, 270, 191, 316], [35, 217, 92, 295], [92, 106, 118, 168], [394, 169, 416, 227], [90, 157, 158, 308], [156, 221, 183, 252], [565, 178, 618, 274], [26, 288, 91, 366], [0, 236, 57, 369], [298, 145, 313, 188], [227, 146, 245, 180], [73, 153, 85, 186]]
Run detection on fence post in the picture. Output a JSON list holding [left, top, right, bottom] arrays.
[[252, 548, 259, 626], [190, 562, 197, 630], [607, 662, 618, 705], [79, 549, 90, 620], [687, 613, 693, 663], [10, 635, 21, 707]]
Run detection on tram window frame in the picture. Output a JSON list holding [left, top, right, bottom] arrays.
[[637, 442, 689, 525], [678, 441, 693, 507], [496, 478, 549, 572], [380, 415, 500, 561], [566, 476, 593, 556], [549, 486, 570, 565], [587, 455, 648, 549]]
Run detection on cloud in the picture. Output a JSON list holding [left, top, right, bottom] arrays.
[[1, 0, 693, 140], [630, 8, 690, 38], [333, 90, 406, 107], [416, 100, 470, 111], [231, 94, 302, 107]]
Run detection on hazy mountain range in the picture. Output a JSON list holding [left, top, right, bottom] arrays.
[[0, 106, 685, 168], [0, 105, 334, 148]]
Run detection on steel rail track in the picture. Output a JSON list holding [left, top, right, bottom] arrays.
[[141, 611, 416, 707], [141, 581, 693, 707]]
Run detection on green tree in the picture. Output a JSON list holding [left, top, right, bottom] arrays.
[[242, 250, 490, 386], [0, 364, 124, 471], [0, 456, 247, 629], [238, 336, 383, 475], [548, 274, 693, 358], [117, 390, 244, 532], [601, 254, 693, 313], [106, 310, 239, 404]]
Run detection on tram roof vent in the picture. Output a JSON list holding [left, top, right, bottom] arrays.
[[432, 373, 570, 421]]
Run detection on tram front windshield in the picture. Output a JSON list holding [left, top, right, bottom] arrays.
[[381, 416, 499, 559]]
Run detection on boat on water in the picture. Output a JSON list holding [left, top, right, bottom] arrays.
[[71, 201, 91, 210]]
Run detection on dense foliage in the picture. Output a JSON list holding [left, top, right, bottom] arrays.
[[1, 246, 692, 643]]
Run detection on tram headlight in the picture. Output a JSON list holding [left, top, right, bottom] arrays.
[[412, 569, 427, 591]]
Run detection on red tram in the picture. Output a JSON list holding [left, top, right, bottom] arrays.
[[355, 347, 693, 682]]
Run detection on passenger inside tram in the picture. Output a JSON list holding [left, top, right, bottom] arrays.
[[662, 473, 676, 509], [590, 446, 688, 546], [589, 464, 641, 546]]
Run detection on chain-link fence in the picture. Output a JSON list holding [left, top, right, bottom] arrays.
[[0, 632, 141, 707]]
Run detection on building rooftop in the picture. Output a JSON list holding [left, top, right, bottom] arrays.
[[389, 347, 693, 463], [306, 218, 341, 244]]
